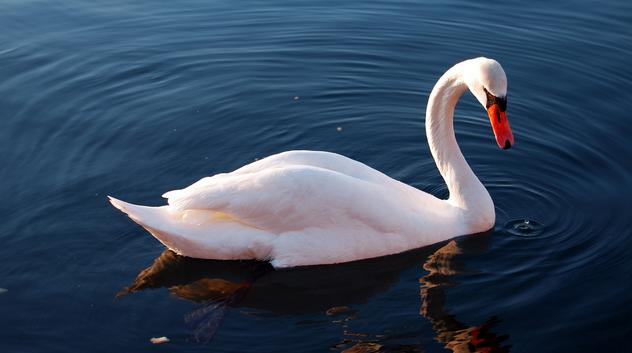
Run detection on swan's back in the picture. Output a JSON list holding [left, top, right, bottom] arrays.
[[167, 150, 403, 197]]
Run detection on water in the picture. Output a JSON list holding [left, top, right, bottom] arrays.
[[1, 0, 631, 352]]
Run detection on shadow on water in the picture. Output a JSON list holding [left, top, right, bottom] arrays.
[[118, 233, 510, 352]]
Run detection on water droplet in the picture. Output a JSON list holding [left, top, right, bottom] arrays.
[[503, 219, 544, 237]]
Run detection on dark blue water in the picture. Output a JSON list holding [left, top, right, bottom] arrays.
[[1, 0, 631, 352]]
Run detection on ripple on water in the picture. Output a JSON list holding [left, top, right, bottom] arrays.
[[1, 1, 632, 352], [503, 219, 545, 238]]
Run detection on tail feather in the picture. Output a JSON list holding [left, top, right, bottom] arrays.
[[108, 196, 164, 225], [107, 196, 275, 261], [161, 190, 180, 199]]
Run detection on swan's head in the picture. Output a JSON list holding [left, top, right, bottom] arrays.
[[463, 57, 514, 149]]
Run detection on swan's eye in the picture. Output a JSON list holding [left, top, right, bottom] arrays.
[[483, 87, 507, 112]]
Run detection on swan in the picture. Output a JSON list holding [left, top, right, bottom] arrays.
[[109, 57, 514, 268]]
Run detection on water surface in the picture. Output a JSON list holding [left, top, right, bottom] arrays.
[[1, 0, 631, 352]]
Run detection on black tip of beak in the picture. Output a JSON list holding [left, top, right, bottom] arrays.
[[503, 140, 512, 150]]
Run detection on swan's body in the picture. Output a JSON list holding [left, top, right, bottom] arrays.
[[109, 57, 513, 268]]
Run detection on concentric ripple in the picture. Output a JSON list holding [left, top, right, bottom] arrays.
[[0, 0, 631, 352], [503, 219, 545, 238]]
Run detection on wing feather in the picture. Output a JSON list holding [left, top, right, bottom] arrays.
[[162, 151, 438, 234], [164, 165, 400, 232]]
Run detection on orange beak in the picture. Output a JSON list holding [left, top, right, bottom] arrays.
[[487, 104, 514, 149]]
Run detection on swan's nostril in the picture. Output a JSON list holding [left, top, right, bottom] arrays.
[[503, 140, 512, 150]]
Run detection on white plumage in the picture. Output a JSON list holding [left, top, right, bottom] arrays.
[[109, 57, 512, 268]]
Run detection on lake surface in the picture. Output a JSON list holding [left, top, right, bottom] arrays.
[[1, 0, 631, 352]]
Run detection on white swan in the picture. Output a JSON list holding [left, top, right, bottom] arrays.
[[109, 57, 514, 268]]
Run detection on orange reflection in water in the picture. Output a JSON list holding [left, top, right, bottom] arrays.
[[420, 240, 510, 353]]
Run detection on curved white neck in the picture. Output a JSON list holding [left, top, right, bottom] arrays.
[[425, 63, 494, 224]]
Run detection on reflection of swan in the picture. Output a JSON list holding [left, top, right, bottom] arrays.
[[118, 245, 440, 314], [119, 233, 510, 350], [109, 57, 513, 268], [118, 245, 441, 344], [420, 238, 511, 353]]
